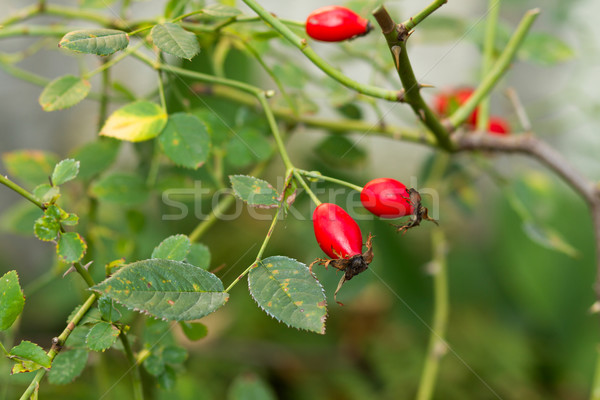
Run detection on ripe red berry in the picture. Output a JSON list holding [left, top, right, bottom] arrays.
[[360, 178, 414, 219], [306, 6, 372, 42], [488, 116, 510, 135], [313, 203, 363, 259]]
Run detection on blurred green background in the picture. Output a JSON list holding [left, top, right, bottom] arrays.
[[1, 0, 600, 399]]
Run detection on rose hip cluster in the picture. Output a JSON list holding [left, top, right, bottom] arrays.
[[433, 88, 510, 135], [311, 178, 436, 304]]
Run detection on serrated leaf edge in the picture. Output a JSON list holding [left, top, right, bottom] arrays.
[[229, 174, 280, 209], [248, 256, 327, 335]]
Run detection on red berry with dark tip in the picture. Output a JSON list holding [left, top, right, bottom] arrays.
[[306, 6, 372, 42], [313, 203, 363, 259]]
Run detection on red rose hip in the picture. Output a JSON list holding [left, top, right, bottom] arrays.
[[360, 178, 414, 219], [313, 203, 362, 259], [488, 116, 510, 135], [306, 6, 372, 42]]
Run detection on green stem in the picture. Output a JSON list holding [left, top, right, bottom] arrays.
[[255, 93, 294, 170], [73, 262, 95, 288], [197, 84, 431, 145], [241, 0, 403, 102], [233, 36, 297, 115], [145, 142, 162, 188], [0, 4, 42, 27], [0, 175, 44, 209], [224, 172, 294, 293], [293, 170, 321, 206], [476, 0, 501, 132], [296, 169, 363, 192], [373, 6, 453, 151], [448, 8, 540, 129], [98, 59, 111, 130], [416, 229, 449, 400], [591, 346, 600, 400], [119, 332, 144, 400], [45, 4, 119, 27], [156, 55, 168, 112], [402, 0, 448, 31], [19, 294, 98, 400], [0, 25, 70, 39]]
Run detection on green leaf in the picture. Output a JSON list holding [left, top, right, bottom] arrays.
[[57, 232, 87, 263], [48, 349, 88, 385], [62, 213, 79, 226], [0, 201, 43, 235], [522, 221, 580, 258], [519, 32, 575, 66], [33, 183, 60, 204], [230, 175, 279, 208], [44, 204, 67, 220], [162, 345, 187, 364], [39, 75, 90, 112], [0, 271, 25, 331], [143, 353, 165, 376], [59, 29, 129, 56], [34, 215, 60, 241], [179, 321, 208, 341], [151, 23, 200, 60], [159, 113, 211, 169], [70, 138, 120, 180], [158, 365, 176, 390], [248, 256, 327, 334], [315, 135, 367, 168], [225, 128, 272, 168], [90, 259, 229, 321], [152, 234, 191, 261], [2, 150, 59, 188], [89, 172, 149, 205], [202, 4, 242, 18], [228, 373, 276, 400], [98, 296, 122, 323], [164, 0, 188, 18], [186, 243, 211, 270], [86, 322, 120, 352], [51, 159, 80, 186], [100, 101, 167, 142], [9, 341, 51, 368]]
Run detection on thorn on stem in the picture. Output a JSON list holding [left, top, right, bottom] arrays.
[[391, 45, 401, 70]]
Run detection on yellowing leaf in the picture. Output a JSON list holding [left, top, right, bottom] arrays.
[[100, 101, 167, 142]]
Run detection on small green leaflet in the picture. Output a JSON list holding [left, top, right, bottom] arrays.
[[48, 349, 89, 384], [248, 256, 327, 334], [0, 271, 25, 331], [39, 75, 90, 111], [34, 215, 60, 241], [91, 259, 229, 321], [151, 23, 200, 60], [100, 101, 167, 142], [86, 322, 120, 352], [186, 243, 211, 270], [57, 232, 87, 263], [33, 183, 60, 204], [179, 322, 208, 341], [51, 159, 80, 186], [230, 175, 279, 208], [59, 29, 129, 56], [9, 340, 51, 369], [152, 234, 191, 261], [159, 113, 211, 169]]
